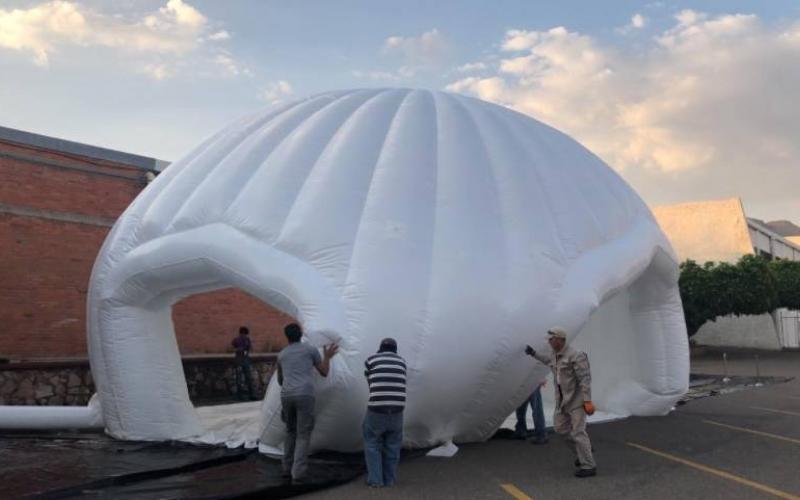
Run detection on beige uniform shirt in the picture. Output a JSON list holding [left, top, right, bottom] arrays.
[[534, 345, 592, 411]]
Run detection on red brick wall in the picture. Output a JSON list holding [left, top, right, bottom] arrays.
[[0, 139, 291, 359], [0, 214, 103, 357], [0, 140, 143, 219], [173, 289, 292, 354]]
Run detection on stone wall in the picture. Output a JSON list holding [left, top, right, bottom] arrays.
[[0, 355, 277, 406], [0, 361, 94, 405], [183, 355, 277, 400]]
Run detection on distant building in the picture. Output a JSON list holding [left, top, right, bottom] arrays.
[[763, 220, 800, 248], [652, 198, 800, 264], [0, 125, 291, 359], [652, 197, 800, 350]]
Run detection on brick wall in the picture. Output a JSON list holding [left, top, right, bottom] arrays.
[[173, 289, 292, 354], [0, 140, 144, 219], [0, 138, 292, 359], [0, 214, 104, 357]]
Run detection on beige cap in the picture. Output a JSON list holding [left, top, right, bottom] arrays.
[[547, 327, 567, 340]]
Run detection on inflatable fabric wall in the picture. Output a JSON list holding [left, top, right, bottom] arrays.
[[86, 88, 689, 451]]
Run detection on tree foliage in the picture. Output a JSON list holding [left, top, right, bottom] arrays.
[[769, 259, 800, 311], [678, 255, 798, 337], [678, 260, 716, 337]]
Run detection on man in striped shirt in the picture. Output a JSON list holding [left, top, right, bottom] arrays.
[[363, 338, 406, 488]]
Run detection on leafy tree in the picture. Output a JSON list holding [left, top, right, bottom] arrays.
[[722, 255, 777, 316], [679, 255, 779, 336], [678, 260, 715, 336], [770, 259, 800, 311]]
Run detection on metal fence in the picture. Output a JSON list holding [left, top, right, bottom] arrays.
[[778, 309, 800, 349]]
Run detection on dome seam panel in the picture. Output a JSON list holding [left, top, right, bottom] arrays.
[[160, 98, 316, 236], [137, 101, 301, 246], [166, 94, 342, 234], [341, 89, 414, 286], [273, 89, 387, 246], [446, 93, 517, 437], [405, 90, 439, 383]]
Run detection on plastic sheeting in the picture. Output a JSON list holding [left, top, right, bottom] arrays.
[[82, 88, 688, 451], [0, 432, 360, 499]]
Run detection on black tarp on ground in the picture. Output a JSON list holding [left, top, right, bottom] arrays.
[[0, 432, 365, 499]]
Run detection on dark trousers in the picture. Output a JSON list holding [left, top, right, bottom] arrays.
[[282, 395, 315, 480], [234, 357, 255, 400]]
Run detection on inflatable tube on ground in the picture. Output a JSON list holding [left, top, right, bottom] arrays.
[[0, 395, 103, 429]]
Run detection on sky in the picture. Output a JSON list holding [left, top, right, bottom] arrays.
[[1, 0, 799, 223]]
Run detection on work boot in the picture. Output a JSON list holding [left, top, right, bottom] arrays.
[[575, 468, 597, 478]]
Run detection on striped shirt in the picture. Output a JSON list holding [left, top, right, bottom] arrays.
[[365, 351, 407, 411]]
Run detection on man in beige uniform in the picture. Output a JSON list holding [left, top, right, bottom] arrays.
[[525, 327, 597, 477]]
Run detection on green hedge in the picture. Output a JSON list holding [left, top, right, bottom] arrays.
[[679, 255, 800, 336]]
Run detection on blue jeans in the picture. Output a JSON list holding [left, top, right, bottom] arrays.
[[363, 409, 403, 486], [515, 387, 546, 439]]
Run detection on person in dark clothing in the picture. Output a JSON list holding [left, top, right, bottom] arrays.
[[232, 326, 256, 400], [363, 338, 407, 488]]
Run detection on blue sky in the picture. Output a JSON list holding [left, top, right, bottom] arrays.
[[1, 0, 799, 222]]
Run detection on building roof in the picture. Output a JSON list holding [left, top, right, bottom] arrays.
[[0, 125, 168, 172], [766, 220, 800, 237]]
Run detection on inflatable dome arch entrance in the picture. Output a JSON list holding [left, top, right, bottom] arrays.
[[89, 225, 348, 441], [82, 88, 688, 450]]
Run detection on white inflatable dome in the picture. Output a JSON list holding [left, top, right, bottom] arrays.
[[87, 88, 688, 451]]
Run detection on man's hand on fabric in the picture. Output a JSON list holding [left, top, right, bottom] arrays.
[[323, 343, 339, 360]]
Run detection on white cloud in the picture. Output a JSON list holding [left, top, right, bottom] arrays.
[[208, 30, 231, 41], [445, 76, 506, 102], [458, 61, 487, 73], [383, 28, 450, 68], [384, 36, 404, 49], [142, 63, 172, 80], [353, 29, 451, 82], [0, 1, 240, 79], [675, 9, 706, 27], [616, 13, 648, 35], [352, 70, 399, 81], [161, 0, 205, 28], [214, 54, 237, 75], [501, 29, 544, 51], [259, 80, 294, 104], [446, 13, 800, 221]]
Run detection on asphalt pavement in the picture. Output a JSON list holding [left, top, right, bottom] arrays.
[[304, 350, 800, 500]]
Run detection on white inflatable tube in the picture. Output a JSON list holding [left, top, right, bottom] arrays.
[[0, 398, 103, 430]]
